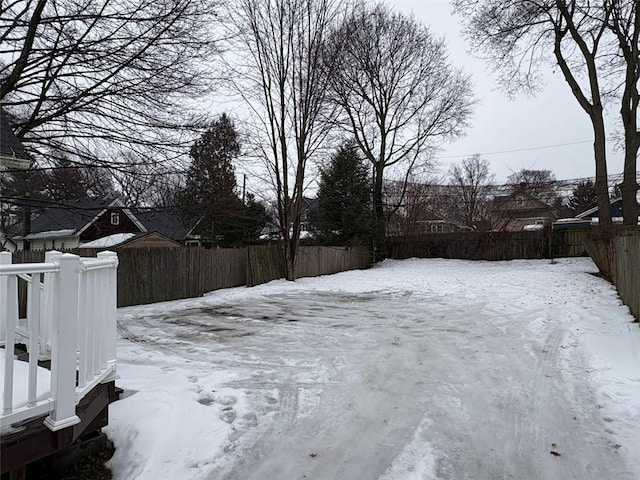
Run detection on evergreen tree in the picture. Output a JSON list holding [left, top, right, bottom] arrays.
[[177, 114, 244, 245], [568, 180, 598, 216], [176, 114, 267, 246], [313, 142, 373, 243], [237, 193, 270, 241]]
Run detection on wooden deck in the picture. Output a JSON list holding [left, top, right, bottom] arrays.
[[1, 381, 120, 475]]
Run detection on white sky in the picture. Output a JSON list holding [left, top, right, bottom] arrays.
[[391, 0, 624, 183]]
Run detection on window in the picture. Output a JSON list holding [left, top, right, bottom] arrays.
[[515, 196, 524, 208], [111, 212, 120, 225], [431, 224, 445, 233]]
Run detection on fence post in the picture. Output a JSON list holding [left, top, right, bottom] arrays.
[[44, 253, 81, 431], [97, 251, 118, 381]]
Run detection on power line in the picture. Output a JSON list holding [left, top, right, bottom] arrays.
[[437, 140, 593, 159]]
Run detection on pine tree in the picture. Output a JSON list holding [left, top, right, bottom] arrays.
[[568, 180, 598, 216], [313, 142, 373, 244], [177, 114, 246, 245]]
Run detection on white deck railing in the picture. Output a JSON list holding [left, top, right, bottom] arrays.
[[0, 251, 118, 432]]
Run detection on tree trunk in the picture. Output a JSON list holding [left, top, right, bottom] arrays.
[[620, 93, 639, 226], [372, 165, 385, 234], [621, 143, 639, 226], [592, 114, 612, 226], [284, 239, 296, 281]]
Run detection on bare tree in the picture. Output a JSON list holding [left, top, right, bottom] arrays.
[[0, 0, 219, 168], [507, 168, 559, 206], [328, 4, 474, 240], [448, 155, 495, 229], [453, 0, 613, 225], [385, 177, 447, 236], [110, 156, 183, 207], [606, 0, 640, 225], [231, 0, 344, 279]]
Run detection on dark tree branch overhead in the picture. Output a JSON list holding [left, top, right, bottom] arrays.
[[0, 0, 220, 170]]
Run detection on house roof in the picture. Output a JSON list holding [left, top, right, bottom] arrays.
[[576, 197, 621, 219], [26, 195, 125, 236], [0, 109, 30, 168], [0, 230, 18, 251], [80, 231, 183, 249], [78, 233, 137, 248], [24, 196, 192, 241], [492, 191, 553, 211], [129, 208, 191, 240]]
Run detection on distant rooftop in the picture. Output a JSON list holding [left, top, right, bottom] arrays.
[[0, 109, 30, 168]]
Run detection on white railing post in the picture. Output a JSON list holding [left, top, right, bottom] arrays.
[[43, 253, 81, 431], [1, 251, 16, 415], [27, 270, 41, 406], [0, 251, 10, 343], [40, 250, 62, 359], [97, 251, 118, 380]]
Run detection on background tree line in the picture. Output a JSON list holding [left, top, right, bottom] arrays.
[[2, 0, 638, 278]]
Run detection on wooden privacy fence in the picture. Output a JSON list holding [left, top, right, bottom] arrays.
[[552, 229, 589, 257], [12, 248, 246, 307], [585, 227, 640, 321], [12, 245, 372, 307], [115, 247, 247, 307], [295, 246, 372, 279], [245, 245, 372, 286], [384, 231, 551, 261]]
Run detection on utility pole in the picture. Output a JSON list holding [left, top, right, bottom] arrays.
[[242, 174, 247, 205]]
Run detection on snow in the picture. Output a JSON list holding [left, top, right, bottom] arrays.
[[23, 229, 74, 240], [106, 257, 640, 479], [79, 233, 135, 248], [523, 224, 545, 231], [0, 350, 51, 417]]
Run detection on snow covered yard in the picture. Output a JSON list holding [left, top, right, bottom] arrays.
[[105, 257, 640, 480]]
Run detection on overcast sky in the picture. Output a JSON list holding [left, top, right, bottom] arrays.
[[391, 0, 624, 183]]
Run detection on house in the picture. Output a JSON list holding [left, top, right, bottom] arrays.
[[1, 109, 31, 249], [0, 230, 18, 252], [490, 190, 556, 232], [575, 197, 625, 223], [13, 195, 194, 250], [388, 208, 472, 236], [0, 108, 31, 170], [554, 197, 639, 230]]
